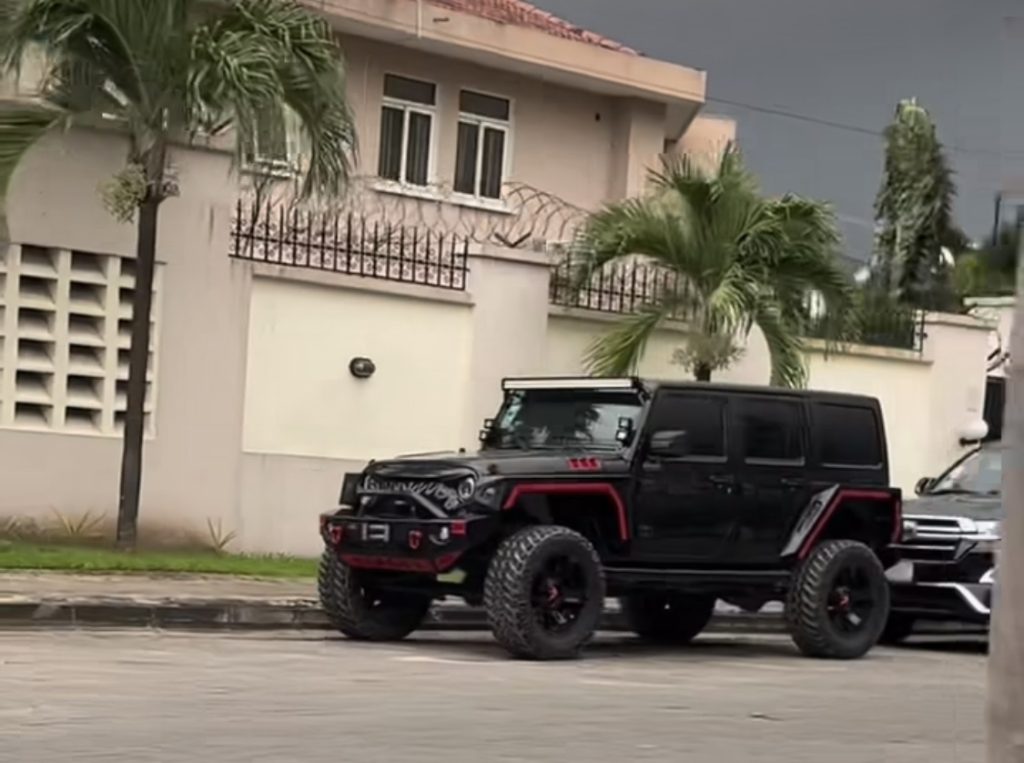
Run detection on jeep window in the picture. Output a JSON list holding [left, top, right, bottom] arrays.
[[647, 393, 726, 459], [929, 446, 1002, 496], [486, 389, 642, 450], [816, 403, 883, 468], [739, 398, 804, 462]]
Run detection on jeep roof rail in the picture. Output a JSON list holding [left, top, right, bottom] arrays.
[[501, 376, 642, 391]]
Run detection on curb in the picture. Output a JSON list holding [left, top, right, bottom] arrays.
[[0, 597, 786, 633]]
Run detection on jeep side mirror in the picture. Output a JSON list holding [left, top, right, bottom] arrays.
[[649, 430, 690, 458], [914, 477, 932, 496]]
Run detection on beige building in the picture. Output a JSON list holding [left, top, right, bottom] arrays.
[[0, 0, 993, 555]]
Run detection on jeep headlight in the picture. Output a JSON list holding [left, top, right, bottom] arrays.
[[457, 477, 477, 503]]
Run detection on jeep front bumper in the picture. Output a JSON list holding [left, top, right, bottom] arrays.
[[319, 509, 497, 574]]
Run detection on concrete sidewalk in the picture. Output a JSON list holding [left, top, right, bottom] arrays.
[[0, 571, 784, 631]]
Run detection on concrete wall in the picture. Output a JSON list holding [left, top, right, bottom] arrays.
[[544, 309, 992, 495], [2, 128, 248, 539]]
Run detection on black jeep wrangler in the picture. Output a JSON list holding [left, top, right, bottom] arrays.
[[319, 377, 902, 660]]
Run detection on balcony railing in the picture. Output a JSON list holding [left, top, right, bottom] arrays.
[[230, 200, 470, 291]]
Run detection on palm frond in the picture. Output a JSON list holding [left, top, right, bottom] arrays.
[[0, 101, 66, 228], [189, 0, 356, 199], [584, 305, 668, 377], [756, 300, 808, 389]]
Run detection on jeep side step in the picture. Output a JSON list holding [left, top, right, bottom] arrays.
[[604, 566, 790, 589]]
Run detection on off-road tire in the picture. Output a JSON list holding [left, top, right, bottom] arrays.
[[786, 539, 890, 659], [484, 525, 605, 660], [620, 592, 716, 645], [879, 613, 916, 645], [318, 550, 432, 641]]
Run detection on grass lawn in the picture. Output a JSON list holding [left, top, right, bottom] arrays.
[[0, 542, 317, 578]]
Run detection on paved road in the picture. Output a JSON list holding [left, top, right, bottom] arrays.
[[0, 629, 984, 762]]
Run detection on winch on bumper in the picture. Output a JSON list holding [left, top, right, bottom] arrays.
[[319, 487, 497, 574]]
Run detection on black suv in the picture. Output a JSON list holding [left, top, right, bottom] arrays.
[[319, 377, 902, 660], [883, 442, 1001, 642]]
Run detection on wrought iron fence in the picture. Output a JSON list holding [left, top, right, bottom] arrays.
[[551, 250, 926, 352], [549, 250, 689, 316], [230, 200, 470, 290]]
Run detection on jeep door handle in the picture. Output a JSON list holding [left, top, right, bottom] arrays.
[[708, 475, 735, 487], [780, 478, 805, 489]]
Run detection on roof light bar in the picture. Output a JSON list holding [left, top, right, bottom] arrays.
[[502, 377, 639, 391]]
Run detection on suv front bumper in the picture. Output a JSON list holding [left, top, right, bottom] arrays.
[[320, 509, 497, 573], [886, 561, 993, 623]]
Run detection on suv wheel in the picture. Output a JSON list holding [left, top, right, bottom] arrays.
[[786, 540, 890, 659], [318, 551, 432, 641], [879, 613, 916, 645], [620, 592, 716, 645], [484, 525, 605, 660]]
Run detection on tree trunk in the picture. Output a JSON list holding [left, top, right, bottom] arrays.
[[694, 363, 712, 382], [987, 239, 1024, 761], [115, 194, 161, 549]]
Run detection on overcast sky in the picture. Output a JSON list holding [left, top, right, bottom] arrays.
[[534, 0, 1024, 262]]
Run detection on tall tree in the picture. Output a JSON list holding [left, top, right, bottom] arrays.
[[577, 146, 853, 388], [872, 98, 967, 308], [0, 0, 356, 547], [986, 227, 1024, 763]]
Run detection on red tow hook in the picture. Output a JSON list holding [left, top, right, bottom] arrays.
[[408, 530, 423, 550]]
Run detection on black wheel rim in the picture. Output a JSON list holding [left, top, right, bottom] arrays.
[[827, 565, 876, 633], [531, 555, 589, 633]]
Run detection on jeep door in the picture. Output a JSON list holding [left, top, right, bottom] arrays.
[[633, 389, 741, 561], [730, 394, 815, 563]]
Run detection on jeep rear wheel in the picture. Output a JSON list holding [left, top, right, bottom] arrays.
[[786, 540, 890, 659], [317, 551, 432, 641], [484, 525, 605, 660], [620, 592, 716, 645]]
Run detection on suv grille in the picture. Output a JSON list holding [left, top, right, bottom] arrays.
[[895, 515, 992, 563]]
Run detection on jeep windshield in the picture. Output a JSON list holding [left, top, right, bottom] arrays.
[[485, 388, 643, 451], [928, 445, 1003, 496]]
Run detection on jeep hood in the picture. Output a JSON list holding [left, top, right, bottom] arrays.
[[906, 492, 1003, 523], [366, 449, 630, 480]]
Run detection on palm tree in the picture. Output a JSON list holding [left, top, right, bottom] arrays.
[[872, 99, 967, 309], [0, 0, 356, 547], [577, 146, 852, 388]]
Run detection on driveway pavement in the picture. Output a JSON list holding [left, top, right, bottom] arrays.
[[0, 629, 985, 762]]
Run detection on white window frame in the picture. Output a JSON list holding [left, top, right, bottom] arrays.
[[377, 74, 437, 189], [453, 90, 512, 204], [247, 106, 302, 178]]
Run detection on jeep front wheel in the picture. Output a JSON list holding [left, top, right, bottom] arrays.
[[786, 539, 890, 659], [318, 551, 432, 641], [620, 592, 716, 645], [484, 525, 605, 660]]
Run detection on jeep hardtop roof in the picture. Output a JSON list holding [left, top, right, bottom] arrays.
[[502, 376, 880, 408]]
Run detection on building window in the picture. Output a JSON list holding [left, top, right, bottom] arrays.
[[378, 74, 436, 187], [0, 244, 161, 436], [454, 90, 510, 200], [246, 107, 302, 175]]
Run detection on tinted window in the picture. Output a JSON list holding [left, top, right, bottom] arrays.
[[459, 90, 511, 120], [816, 403, 882, 467], [383, 74, 435, 105], [739, 398, 803, 461], [649, 394, 726, 458]]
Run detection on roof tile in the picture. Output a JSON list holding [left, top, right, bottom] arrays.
[[420, 0, 637, 55]]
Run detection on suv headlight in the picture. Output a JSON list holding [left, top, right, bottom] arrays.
[[975, 520, 1000, 539]]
